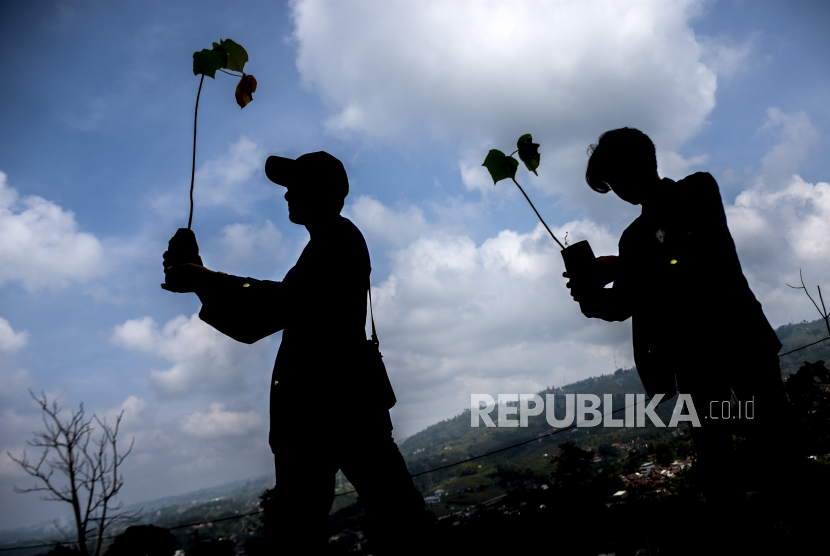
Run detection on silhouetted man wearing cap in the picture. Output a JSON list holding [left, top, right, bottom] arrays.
[[564, 128, 788, 502], [162, 151, 426, 553]]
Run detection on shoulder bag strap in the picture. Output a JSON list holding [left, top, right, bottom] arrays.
[[368, 284, 379, 346]]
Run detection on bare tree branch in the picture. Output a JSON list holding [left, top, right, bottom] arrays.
[[7, 391, 139, 556], [788, 269, 830, 338]]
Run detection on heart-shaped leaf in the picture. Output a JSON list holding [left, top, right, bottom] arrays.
[[482, 149, 519, 184], [192, 49, 224, 78], [517, 134, 540, 175], [220, 38, 248, 73], [235, 74, 257, 108], [211, 42, 228, 68]]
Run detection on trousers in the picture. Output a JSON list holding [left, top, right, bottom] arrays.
[[675, 351, 788, 500], [271, 415, 427, 554]]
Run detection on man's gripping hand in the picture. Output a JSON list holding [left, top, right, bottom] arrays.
[[162, 229, 213, 293], [563, 255, 619, 300], [161, 262, 217, 293]]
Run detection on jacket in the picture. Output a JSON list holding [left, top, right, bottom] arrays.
[[581, 173, 781, 398], [197, 216, 385, 444]]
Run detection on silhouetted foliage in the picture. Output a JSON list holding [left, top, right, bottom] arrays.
[[47, 546, 81, 556], [786, 360, 830, 456], [104, 525, 176, 556], [653, 442, 677, 467], [185, 540, 233, 556], [550, 441, 593, 492], [257, 487, 278, 538]]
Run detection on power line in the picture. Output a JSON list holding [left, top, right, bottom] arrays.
[[777, 336, 829, 357]]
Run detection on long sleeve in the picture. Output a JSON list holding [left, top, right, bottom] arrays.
[[576, 255, 633, 322], [579, 286, 633, 322]]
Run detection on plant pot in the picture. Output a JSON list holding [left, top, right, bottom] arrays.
[[561, 240, 597, 314], [560, 240, 595, 272], [166, 228, 201, 266]]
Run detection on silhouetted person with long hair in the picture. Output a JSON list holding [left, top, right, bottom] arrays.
[[162, 152, 425, 553], [564, 128, 788, 503]]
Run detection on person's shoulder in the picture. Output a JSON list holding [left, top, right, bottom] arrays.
[[677, 172, 719, 193], [673, 172, 722, 206], [335, 216, 368, 244], [333, 216, 371, 264], [620, 214, 646, 244]]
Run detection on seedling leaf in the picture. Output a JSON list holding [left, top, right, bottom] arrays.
[[517, 134, 540, 175], [220, 38, 248, 73], [482, 150, 519, 184], [193, 49, 224, 78], [211, 42, 228, 68]]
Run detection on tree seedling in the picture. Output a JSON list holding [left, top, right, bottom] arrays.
[[167, 39, 257, 268], [482, 134, 566, 250], [188, 38, 257, 229]]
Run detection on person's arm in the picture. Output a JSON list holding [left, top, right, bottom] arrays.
[[575, 284, 632, 322], [162, 263, 288, 344], [196, 274, 289, 344]]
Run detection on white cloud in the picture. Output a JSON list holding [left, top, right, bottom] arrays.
[[118, 395, 149, 427], [0, 172, 106, 291], [291, 0, 726, 227], [179, 403, 265, 439], [367, 216, 628, 436], [292, 0, 715, 151], [343, 195, 429, 248], [721, 109, 829, 326], [0, 317, 28, 353], [759, 108, 821, 185], [699, 35, 753, 79], [219, 220, 286, 265], [152, 137, 277, 221], [459, 148, 495, 194], [195, 136, 272, 214], [657, 151, 709, 181], [111, 313, 272, 397], [728, 174, 830, 322]]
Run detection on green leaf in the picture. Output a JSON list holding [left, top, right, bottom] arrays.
[[211, 42, 228, 68], [482, 149, 519, 185], [220, 38, 248, 72], [192, 49, 224, 78], [517, 134, 540, 176]]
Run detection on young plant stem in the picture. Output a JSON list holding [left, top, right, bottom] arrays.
[[510, 178, 566, 250], [188, 74, 205, 230]]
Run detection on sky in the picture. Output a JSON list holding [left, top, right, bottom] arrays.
[[1, 0, 829, 530]]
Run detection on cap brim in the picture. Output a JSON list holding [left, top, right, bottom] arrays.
[[264, 156, 298, 187]]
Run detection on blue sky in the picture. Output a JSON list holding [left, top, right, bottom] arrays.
[[1, 0, 829, 530]]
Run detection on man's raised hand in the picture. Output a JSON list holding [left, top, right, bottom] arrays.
[[161, 262, 216, 293]]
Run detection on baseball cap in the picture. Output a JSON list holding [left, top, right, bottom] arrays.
[[264, 151, 349, 199]]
